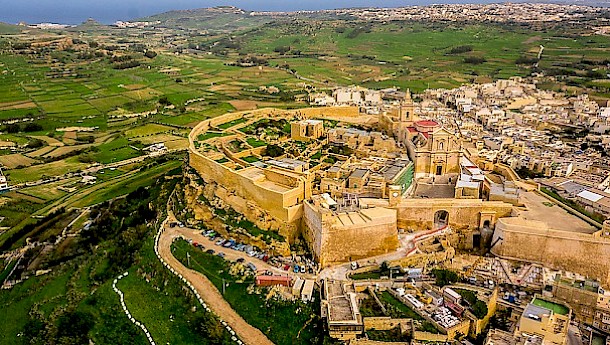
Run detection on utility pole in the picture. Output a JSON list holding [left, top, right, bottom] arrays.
[[222, 278, 226, 295], [186, 252, 190, 267]]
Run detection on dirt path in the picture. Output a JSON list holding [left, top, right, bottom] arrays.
[[158, 223, 274, 345]]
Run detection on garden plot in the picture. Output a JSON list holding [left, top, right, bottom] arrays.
[[0, 154, 38, 169]]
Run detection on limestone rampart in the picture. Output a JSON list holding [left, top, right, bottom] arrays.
[[492, 217, 610, 288], [394, 199, 513, 231], [302, 201, 399, 266]]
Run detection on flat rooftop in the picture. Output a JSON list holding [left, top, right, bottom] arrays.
[[326, 281, 359, 323], [531, 298, 569, 316], [519, 191, 597, 234], [237, 167, 294, 193]]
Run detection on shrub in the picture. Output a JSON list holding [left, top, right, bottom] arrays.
[[448, 45, 473, 54]]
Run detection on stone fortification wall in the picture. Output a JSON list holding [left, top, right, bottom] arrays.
[[297, 106, 360, 119], [189, 116, 306, 240], [189, 151, 303, 222], [394, 199, 513, 231], [302, 201, 399, 266], [492, 217, 610, 288], [363, 317, 412, 332]]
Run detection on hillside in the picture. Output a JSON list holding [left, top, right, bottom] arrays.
[[140, 6, 271, 33], [0, 22, 22, 34]]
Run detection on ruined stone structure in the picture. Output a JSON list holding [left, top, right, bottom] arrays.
[[492, 217, 610, 288]]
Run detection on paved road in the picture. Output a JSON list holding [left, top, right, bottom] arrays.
[[158, 221, 274, 345]]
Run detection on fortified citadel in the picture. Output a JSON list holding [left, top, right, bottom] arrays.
[[186, 90, 610, 286]]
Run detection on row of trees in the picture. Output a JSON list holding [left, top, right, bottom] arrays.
[[3, 122, 43, 133]]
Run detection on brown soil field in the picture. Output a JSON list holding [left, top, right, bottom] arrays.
[[29, 135, 64, 147], [0, 101, 37, 111], [0, 153, 38, 169], [43, 144, 92, 158], [26, 146, 56, 158], [228, 100, 278, 111]]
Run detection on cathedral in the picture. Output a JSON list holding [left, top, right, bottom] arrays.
[[379, 90, 463, 179]]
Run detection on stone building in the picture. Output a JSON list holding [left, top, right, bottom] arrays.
[[291, 119, 324, 141], [552, 277, 610, 335], [516, 297, 571, 345], [412, 126, 463, 179]]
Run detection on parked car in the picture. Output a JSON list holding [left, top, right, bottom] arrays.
[[300, 266, 306, 274], [206, 249, 215, 254], [217, 252, 226, 258], [216, 239, 225, 246], [236, 258, 245, 263], [283, 265, 290, 271], [293, 265, 300, 273], [247, 263, 257, 271]]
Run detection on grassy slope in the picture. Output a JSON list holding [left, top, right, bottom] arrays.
[[237, 21, 610, 91], [172, 239, 324, 345], [0, 174, 232, 345]]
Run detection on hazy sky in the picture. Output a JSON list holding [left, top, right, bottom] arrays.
[[0, 0, 493, 24]]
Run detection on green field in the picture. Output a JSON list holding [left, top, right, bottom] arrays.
[[378, 291, 424, 320]]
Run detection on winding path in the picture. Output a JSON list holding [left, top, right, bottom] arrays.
[[156, 214, 274, 345]]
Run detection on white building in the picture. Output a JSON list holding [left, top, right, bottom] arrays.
[[0, 168, 8, 191]]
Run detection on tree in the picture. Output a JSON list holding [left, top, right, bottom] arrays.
[[27, 138, 45, 149], [55, 311, 95, 343], [23, 122, 43, 132], [273, 45, 291, 54], [265, 144, 284, 158], [472, 300, 489, 319], [380, 261, 390, 276], [431, 269, 459, 287], [3, 124, 20, 133], [144, 50, 157, 59], [158, 96, 172, 106], [195, 316, 225, 344], [447, 45, 473, 54], [78, 153, 94, 163]]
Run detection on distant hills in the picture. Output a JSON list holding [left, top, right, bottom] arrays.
[[0, 22, 22, 34], [139, 6, 271, 33]]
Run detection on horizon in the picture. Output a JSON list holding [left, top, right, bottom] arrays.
[[0, 0, 588, 25]]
